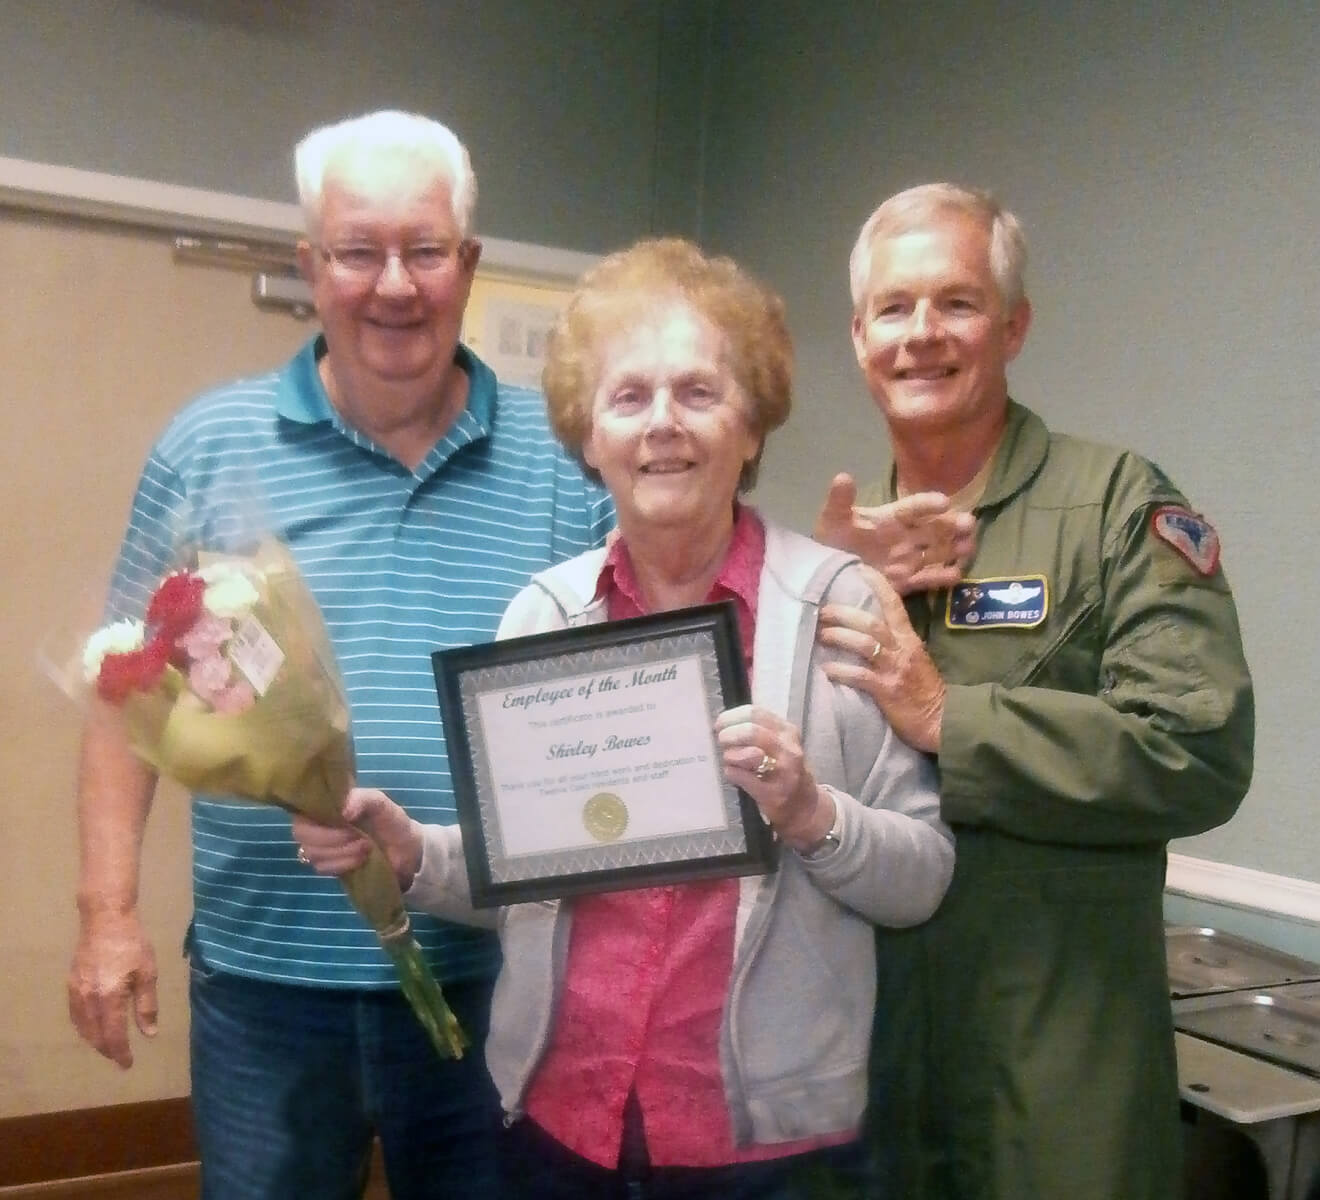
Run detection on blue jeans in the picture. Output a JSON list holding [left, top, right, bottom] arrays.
[[189, 949, 501, 1200], [498, 1114, 872, 1200]]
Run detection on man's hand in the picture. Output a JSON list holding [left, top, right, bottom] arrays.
[[819, 566, 947, 753], [814, 473, 976, 595], [67, 909, 159, 1069]]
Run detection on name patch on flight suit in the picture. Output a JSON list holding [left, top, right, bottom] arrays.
[[945, 576, 1049, 629], [1150, 506, 1220, 576]]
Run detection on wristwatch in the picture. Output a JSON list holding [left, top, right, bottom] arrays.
[[798, 796, 841, 861]]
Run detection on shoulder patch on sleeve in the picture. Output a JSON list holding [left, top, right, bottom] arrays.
[[1150, 506, 1221, 576]]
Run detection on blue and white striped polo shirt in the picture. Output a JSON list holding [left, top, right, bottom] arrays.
[[106, 337, 613, 988]]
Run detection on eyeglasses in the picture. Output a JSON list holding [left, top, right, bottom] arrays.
[[315, 240, 468, 282]]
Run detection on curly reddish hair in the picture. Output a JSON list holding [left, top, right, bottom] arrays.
[[541, 237, 793, 491]]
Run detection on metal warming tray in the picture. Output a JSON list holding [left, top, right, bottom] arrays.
[[1173, 991, 1320, 1079], [1177, 1031, 1320, 1125], [1260, 981, 1320, 1010], [1177, 1032, 1320, 1200], [1165, 925, 1320, 998]]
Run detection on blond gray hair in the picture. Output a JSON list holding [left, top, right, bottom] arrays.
[[849, 183, 1027, 312]]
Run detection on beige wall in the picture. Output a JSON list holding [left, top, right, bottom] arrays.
[[0, 209, 309, 1117]]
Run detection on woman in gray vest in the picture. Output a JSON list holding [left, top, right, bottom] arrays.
[[296, 237, 954, 1199]]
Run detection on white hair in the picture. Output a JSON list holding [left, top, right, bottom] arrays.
[[848, 183, 1027, 313], [294, 110, 478, 237]]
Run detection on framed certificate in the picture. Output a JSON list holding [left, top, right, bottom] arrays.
[[432, 601, 774, 907]]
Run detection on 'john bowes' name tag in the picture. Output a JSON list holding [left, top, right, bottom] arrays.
[[945, 575, 1049, 629]]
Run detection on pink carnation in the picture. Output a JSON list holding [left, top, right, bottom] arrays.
[[210, 679, 256, 714], [176, 612, 232, 662], [188, 653, 235, 706]]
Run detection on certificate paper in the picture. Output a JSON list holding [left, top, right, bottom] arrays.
[[433, 602, 774, 906]]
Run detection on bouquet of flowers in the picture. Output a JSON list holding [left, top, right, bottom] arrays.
[[71, 538, 465, 1059]]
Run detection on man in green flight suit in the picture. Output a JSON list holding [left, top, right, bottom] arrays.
[[813, 183, 1255, 1200]]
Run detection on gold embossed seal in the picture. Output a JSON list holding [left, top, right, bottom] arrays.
[[582, 792, 628, 842]]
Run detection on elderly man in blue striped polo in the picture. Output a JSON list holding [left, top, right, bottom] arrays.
[[67, 110, 613, 1200]]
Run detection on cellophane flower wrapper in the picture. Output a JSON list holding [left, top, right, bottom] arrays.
[[58, 538, 465, 1059]]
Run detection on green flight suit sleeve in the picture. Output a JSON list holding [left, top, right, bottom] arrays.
[[938, 471, 1254, 846]]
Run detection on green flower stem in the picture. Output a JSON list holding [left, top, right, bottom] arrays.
[[340, 843, 467, 1059], [378, 920, 468, 1060]]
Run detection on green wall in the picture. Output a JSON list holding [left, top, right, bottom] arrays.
[[699, 0, 1320, 900]]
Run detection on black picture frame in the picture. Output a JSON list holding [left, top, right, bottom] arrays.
[[432, 600, 774, 907]]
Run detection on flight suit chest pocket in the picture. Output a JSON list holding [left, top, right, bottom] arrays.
[[930, 581, 1103, 691]]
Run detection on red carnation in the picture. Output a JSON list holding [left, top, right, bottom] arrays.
[[96, 636, 172, 703], [147, 572, 206, 642]]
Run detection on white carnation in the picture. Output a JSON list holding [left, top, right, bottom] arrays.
[[199, 563, 261, 618], [83, 619, 146, 682]]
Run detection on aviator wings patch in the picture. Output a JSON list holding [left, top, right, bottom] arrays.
[[946, 575, 1049, 629]]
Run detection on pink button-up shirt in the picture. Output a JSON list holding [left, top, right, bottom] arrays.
[[523, 508, 850, 1168]]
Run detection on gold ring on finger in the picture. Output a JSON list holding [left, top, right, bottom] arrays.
[[754, 753, 777, 780]]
